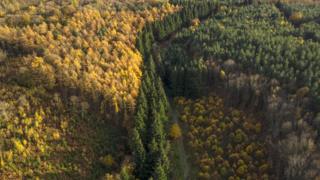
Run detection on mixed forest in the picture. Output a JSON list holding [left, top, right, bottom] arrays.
[[0, 0, 320, 179]]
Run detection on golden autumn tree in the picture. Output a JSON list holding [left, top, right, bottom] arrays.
[[170, 123, 182, 139]]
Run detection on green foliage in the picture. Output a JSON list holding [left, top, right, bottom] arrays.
[[295, 22, 320, 42], [169, 4, 320, 102], [132, 31, 171, 180], [153, 0, 218, 40]]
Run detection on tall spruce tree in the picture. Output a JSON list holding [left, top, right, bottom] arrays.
[[132, 128, 146, 179]]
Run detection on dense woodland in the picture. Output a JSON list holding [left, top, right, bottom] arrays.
[[0, 0, 320, 179]]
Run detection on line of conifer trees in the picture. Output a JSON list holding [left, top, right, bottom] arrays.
[[132, 13, 169, 180], [131, 55, 170, 179], [133, 19, 171, 179]]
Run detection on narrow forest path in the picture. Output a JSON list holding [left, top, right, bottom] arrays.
[[169, 103, 193, 180]]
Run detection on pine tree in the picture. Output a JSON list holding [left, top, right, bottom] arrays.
[[147, 55, 156, 74], [135, 89, 147, 134], [132, 128, 146, 179], [137, 34, 145, 58], [156, 76, 169, 112], [144, 31, 153, 55], [154, 161, 167, 180]]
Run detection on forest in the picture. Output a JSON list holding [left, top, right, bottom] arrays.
[[0, 0, 320, 179]]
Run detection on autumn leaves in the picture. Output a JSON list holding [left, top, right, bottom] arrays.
[[175, 95, 270, 179], [0, 1, 179, 115], [0, 1, 180, 178]]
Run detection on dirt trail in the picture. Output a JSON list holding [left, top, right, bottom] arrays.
[[170, 104, 192, 180]]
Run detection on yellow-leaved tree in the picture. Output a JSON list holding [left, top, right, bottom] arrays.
[[170, 123, 182, 139]]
